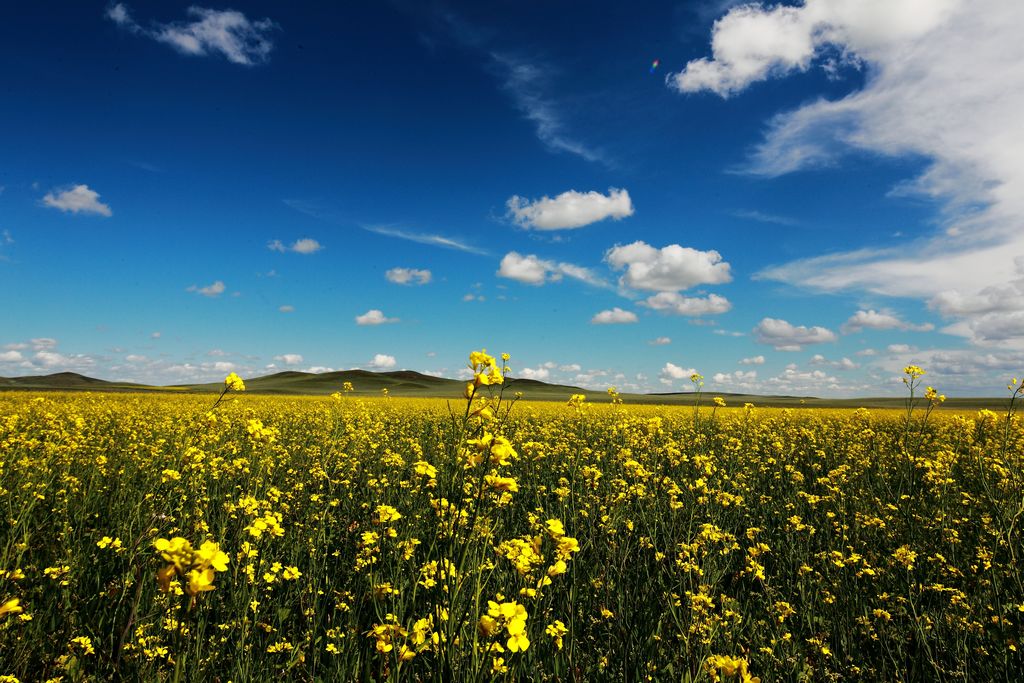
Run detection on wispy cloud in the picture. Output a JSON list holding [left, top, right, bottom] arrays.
[[435, 13, 603, 164], [364, 224, 488, 256], [106, 3, 277, 66], [683, 0, 1024, 349], [490, 52, 604, 164], [281, 199, 487, 256], [730, 209, 800, 227]]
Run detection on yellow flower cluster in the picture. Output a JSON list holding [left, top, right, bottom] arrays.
[[154, 537, 229, 599]]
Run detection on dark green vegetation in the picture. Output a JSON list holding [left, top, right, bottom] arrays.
[[0, 370, 1011, 410]]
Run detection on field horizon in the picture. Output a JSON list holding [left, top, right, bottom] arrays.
[[0, 369, 1013, 410]]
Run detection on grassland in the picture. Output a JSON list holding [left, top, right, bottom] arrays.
[[1, 359, 1022, 681]]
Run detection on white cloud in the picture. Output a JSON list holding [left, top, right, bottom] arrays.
[[274, 353, 303, 365], [187, 280, 226, 297], [368, 353, 396, 370], [681, 1, 1024, 354], [841, 309, 933, 333], [290, 238, 321, 254], [150, 331, 162, 339], [355, 309, 399, 326], [887, 343, 914, 353], [507, 188, 634, 230], [754, 317, 837, 351], [560, 363, 582, 372], [497, 252, 606, 287], [649, 336, 672, 346], [278, 305, 294, 313], [669, 0, 958, 97], [304, 366, 334, 374], [31, 338, 58, 350], [386, 267, 432, 285], [810, 354, 859, 370], [659, 362, 699, 386], [518, 367, 550, 380], [34, 350, 96, 371], [125, 354, 146, 362], [108, 4, 277, 66], [268, 238, 322, 254], [41, 184, 112, 216], [0, 350, 23, 362], [739, 355, 765, 365], [713, 370, 758, 387], [855, 348, 877, 356], [591, 308, 638, 324], [605, 241, 732, 292], [642, 292, 732, 316]]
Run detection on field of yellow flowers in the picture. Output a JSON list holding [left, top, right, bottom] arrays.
[[1, 353, 1023, 681]]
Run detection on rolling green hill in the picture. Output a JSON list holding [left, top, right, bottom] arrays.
[[0, 370, 1011, 410]]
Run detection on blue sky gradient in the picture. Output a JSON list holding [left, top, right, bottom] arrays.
[[3, 1, 1022, 396]]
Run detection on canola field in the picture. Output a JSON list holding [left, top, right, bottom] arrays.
[[1, 354, 1023, 682]]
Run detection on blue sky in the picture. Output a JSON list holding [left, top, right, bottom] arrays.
[[2, 0, 1022, 396]]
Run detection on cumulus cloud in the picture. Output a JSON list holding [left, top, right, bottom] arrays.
[[739, 355, 765, 365], [591, 308, 638, 324], [268, 238, 322, 254], [274, 354, 303, 365], [0, 350, 23, 362], [605, 241, 732, 292], [187, 280, 225, 297], [669, 0, 959, 97], [517, 366, 550, 381], [355, 309, 399, 326], [649, 336, 672, 346], [754, 317, 837, 351], [507, 189, 634, 230], [368, 353, 396, 370], [659, 362, 699, 386], [841, 309, 933, 334], [41, 184, 112, 216], [386, 267, 432, 285], [641, 292, 732, 316], [679, 0, 1024, 353], [497, 252, 607, 287], [810, 354, 859, 369], [713, 370, 758, 387], [107, 4, 277, 66]]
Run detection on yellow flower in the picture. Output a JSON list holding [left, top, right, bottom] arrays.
[[282, 566, 301, 580], [374, 505, 402, 524], [224, 372, 246, 392], [0, 598, 23, 620], [545, 620, 568, 649], [484, 474, 519, 493], [186, 568, 216, 595], [507, 631, 530, 653], [70, 635, 95, 655]]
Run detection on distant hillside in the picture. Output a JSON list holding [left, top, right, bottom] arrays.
[[0, 370, 1011, 409]]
